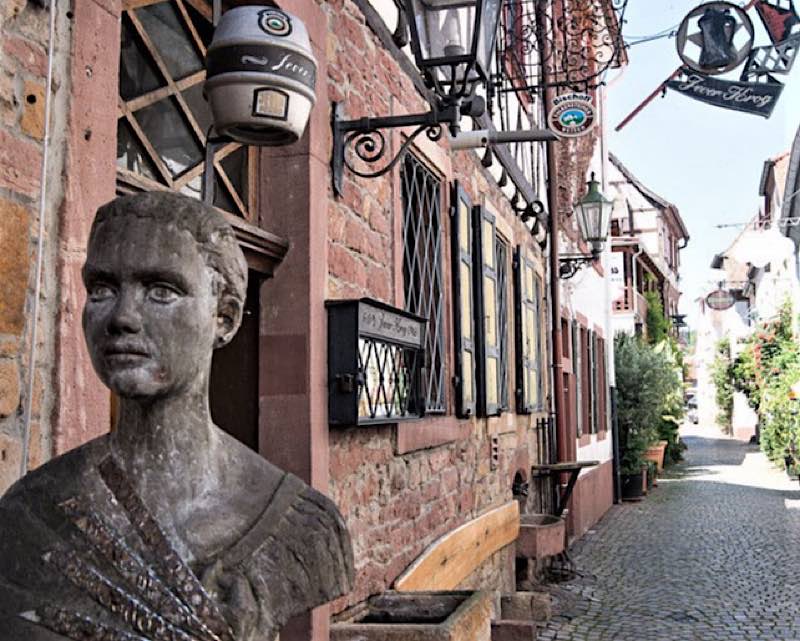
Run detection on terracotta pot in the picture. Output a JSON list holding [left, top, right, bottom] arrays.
[[643, 440, 668, 472], [331, 591, 492, 641], [516, 514, 566, 559]]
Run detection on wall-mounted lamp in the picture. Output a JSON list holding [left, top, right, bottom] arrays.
[[559, 173, 613, 279], [332, 0, 504, 196]]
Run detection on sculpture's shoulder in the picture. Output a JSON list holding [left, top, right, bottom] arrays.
[[0, 436, 111, 641], [213, 430, 355, 633]]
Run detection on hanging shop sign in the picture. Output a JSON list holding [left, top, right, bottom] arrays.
[[666, 69, 784, 117], [676, 2, 755, 75], [705, 289, 736, 310], [665, 0, 798, 118], [547, 92, 597, 139]]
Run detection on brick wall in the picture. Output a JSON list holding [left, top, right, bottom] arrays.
[[0, 0, 66, 493], [323, 0, 549, 613]]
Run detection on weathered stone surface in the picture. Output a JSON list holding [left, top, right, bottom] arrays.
[[0, 196, 30, 335], [500, 592, 552, 623], [0, 359, 20, 418], [491, 620, 536, 641], [20, 80, 44, 140], [331, 591, 492, 641], [0, 433, 21, 496], [0, 129, 41, 197]]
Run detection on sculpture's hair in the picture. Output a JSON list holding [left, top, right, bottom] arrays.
[[89, 191, 248, 309]]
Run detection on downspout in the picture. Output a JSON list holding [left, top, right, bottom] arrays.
[[20, 0, 57, 477], [540, 12, 567, 469]]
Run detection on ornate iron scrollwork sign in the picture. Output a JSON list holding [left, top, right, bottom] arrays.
[[494, 0, 629, 99]]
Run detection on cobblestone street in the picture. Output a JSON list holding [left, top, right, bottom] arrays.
[[539, 425, 800, 641]]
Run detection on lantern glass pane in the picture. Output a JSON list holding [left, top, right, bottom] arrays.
[[477, 0, 501, 71], [418, 4, 475, 60]]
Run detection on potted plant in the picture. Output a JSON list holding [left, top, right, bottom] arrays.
[[615, 334, 678, 501]]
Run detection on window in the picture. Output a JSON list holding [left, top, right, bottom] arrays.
[[116, 0, 254, 220], [496, 237, 510, 411], [451, 184, 476, 418], [402, 154, 446, 413], [514, 247, 544, 413]]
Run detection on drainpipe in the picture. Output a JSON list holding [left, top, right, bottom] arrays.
[[540, 23, 566, 469], [20, 0, 57, 477]]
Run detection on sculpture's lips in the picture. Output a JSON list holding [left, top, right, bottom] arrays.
[[104, 345, 151, 358]]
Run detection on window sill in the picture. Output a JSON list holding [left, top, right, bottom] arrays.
[[395, 416, 472, 455]]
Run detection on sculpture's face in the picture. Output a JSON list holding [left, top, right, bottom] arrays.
[[82, 216, 218, 399]]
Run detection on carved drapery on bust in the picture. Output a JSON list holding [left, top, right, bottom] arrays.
[[0, 192, 354, 641]]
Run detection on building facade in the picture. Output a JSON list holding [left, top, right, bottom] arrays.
[[607, 153, 688, 339]]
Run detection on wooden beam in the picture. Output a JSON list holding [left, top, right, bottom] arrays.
[[394, 501, 520, 592]]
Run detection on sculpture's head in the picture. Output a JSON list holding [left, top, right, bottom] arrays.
[[82, 192, 247, 400]]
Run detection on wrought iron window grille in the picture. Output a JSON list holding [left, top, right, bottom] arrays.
[[402, 155, 447, 413], [492, 0, 629, 101]]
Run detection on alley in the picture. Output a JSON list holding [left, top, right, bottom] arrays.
[[540, 426, 800, 641]]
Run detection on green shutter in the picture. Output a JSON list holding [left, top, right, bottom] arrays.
[[450, 183, 476, 418]]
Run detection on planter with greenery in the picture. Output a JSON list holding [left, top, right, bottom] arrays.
[[615, 333, 683, 498]]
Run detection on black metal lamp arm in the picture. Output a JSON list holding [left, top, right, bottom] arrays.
[[332, 98, 483, 197], [558, 254, 598, 280]]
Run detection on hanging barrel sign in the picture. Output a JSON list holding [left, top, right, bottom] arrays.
[[705, 289, 736, 310], [204, 6, 318, 146]]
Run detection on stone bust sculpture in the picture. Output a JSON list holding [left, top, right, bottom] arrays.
[[0, 192, 354, 641]]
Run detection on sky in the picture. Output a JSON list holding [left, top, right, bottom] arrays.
[[604, 0, 800, 327]]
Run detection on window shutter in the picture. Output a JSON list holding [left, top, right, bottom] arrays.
[[450, 183, 476, 418], [573, 321, 582, 437], [589, 330, 597, 434], [474, 206, 501, 417], [514, 246, 540, 414]]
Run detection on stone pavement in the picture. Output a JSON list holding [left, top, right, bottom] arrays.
[[538, 425, 800, 641]]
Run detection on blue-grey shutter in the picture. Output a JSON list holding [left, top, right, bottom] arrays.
[[474, 206, 501, 417], [514, 246, 540, 414], [450, 183, 476, 418]]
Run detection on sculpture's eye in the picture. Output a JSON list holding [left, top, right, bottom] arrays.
[[148, 284, 181, 304], [88, 283, 115, 302]]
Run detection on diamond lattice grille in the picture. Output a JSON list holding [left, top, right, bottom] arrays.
[[357, 339, 420, 420], [401, 155, 445, 413]]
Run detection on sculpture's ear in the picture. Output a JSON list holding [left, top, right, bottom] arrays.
[[215, 293, 243, 348]]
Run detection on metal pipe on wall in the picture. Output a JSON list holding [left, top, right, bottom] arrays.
[[21, 0, 57, 477]]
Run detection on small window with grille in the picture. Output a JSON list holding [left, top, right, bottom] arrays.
[[116, 0, 253, 220], [401, 154, 446, 413]]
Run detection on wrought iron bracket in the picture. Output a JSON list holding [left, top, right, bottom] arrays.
[[332, 100, 481, 197], [558, 253, 598, 280]]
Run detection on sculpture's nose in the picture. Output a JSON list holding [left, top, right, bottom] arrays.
[[107, 287, 143, 335]]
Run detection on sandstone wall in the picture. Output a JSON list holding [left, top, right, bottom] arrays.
[[322, 0, 551, 612]]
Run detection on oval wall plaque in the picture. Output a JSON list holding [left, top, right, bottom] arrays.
[[705, 289, 736, 310]]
